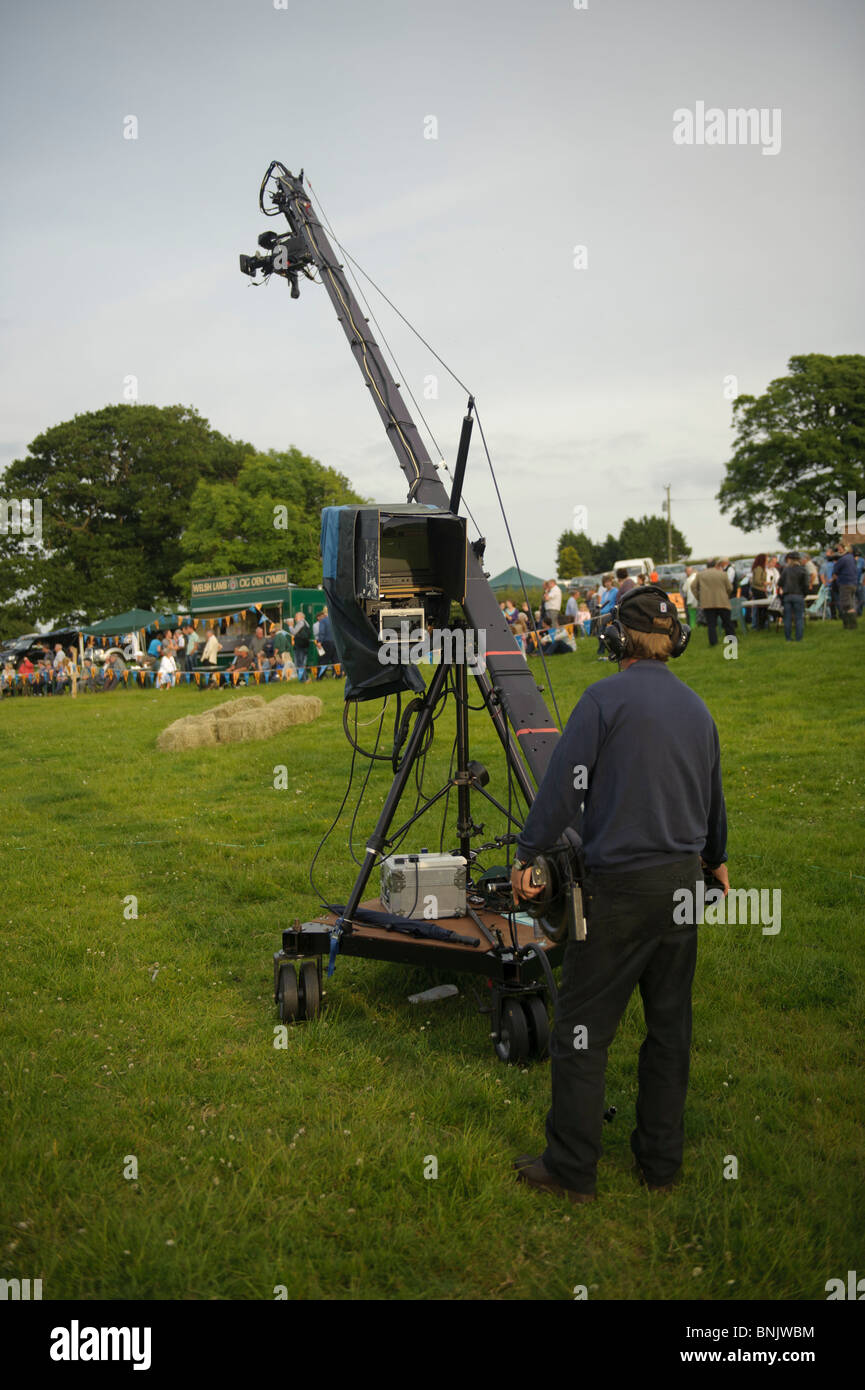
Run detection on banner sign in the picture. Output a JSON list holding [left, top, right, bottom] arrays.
[[190, 570, 289, 599]]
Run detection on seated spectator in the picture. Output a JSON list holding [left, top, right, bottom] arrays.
[[248, 626, 268, 669], [103, 652, 122, 691], [18, 653, 35, 692], [550, 625, 577, 654], [1, 661, 16, 694], [229, 644, 254, 676]]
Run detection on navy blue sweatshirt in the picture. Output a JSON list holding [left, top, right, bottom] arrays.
[[516, 660, 727, 871]]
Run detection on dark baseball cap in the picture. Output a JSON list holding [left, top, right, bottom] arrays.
[[618, 585, 678, 634]]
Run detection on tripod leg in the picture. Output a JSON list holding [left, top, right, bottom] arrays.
[[339, 661, 450, 926]]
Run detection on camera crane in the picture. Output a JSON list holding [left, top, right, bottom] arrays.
[[240, 163, 577, 1065], [240, 162, 560, 787]]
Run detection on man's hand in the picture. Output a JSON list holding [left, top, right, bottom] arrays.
[[701, 859, 730, 897], [512, 861, 543, 902]]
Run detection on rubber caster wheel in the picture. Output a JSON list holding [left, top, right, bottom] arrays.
[[297, 961, 321, 1020], [278, 964, 299, 1023], [494, 998, 530, 1065], [523, 994, 550, 1060]]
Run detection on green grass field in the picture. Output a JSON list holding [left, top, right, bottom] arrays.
[[1, 621, 863, 1301]]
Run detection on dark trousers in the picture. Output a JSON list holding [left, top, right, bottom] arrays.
[[783, 594, 805, 640], [543, 855, 701, 1194], [704, 607, 735, 646]]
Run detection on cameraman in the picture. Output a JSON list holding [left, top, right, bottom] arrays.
[[511, 585, 728, 1204]]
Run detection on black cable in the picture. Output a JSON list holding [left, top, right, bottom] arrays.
[[342, 698, 393, 760], [348, 699, 388, 868], [308, 732, 360, 908]]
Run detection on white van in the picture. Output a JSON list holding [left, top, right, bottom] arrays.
[[613, 556, 654, 579]]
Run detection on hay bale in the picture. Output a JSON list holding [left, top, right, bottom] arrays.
[[264, 693, 323, 733], [212, 711, 268, 744], [156, 712, 217, 752], [210, 695, 265, 720], [157, 692, 321, 751]]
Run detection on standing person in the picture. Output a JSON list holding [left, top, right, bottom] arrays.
[[184, 623, 201, 671], [289, 612, 312, 682], [832, 544, 859, 630], [801, 553, 819, 592], [855, 548, 865, 616], [157, 647, 177, 688], [692, 561, 734, 648], [749, 554, 769, 630], [683, 566, 699, 629], [315, 607, 337, 680], [595, 575, 618, 660], [777, 553, 810, 642], [722, 558, 737, 590], [199, 627, 221, 670], [510, 584, 726, 1202], [564, 590, 579, 632], [543, 579, 562, 630]]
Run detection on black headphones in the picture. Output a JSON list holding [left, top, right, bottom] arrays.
[[601, 583, 691, 661]]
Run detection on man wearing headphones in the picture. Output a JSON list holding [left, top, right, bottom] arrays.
[[511, 585, 729, 1204]]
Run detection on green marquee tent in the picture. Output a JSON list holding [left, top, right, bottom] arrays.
[[83, 609, 177, 637], [488, 565, 546, 592]]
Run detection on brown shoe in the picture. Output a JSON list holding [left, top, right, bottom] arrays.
[[513, 1154, 596, 1204]]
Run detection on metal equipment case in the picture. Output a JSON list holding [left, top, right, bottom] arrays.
[[381, 852, 467, 919]]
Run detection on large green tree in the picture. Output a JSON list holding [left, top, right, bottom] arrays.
[[174, 448, 365, 590], [717, 353, 865, 548], [0, 404, 251, 625], [618, 514, 689, 564]]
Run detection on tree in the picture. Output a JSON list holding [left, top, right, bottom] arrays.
[[594, 533, 620, 573], [556, 529, 595, 574], [174, 448, 366, 590], [617, 514, 689, 564], [558, 545, 582, 579], [717, 353, 865, 548], [0, 404, 251, 625]]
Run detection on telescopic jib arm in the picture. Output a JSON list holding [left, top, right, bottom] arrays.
[[239, 162, 561, 790]]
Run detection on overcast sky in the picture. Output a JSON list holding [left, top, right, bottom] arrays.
[[1, 0, 863, 577]]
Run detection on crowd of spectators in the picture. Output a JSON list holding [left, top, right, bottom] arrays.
[[683, 545, 862, 645], [493, 543, 862, 664], [0, 609, 341, 697]]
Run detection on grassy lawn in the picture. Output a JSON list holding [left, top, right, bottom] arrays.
[[1, 620, 863, 1301]]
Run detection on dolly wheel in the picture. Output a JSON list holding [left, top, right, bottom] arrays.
[[523, 995, 550, 1060], [298, 961, 321, 1020], [494, 998, 530, 1065], [278, 964, 299, 1023]]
